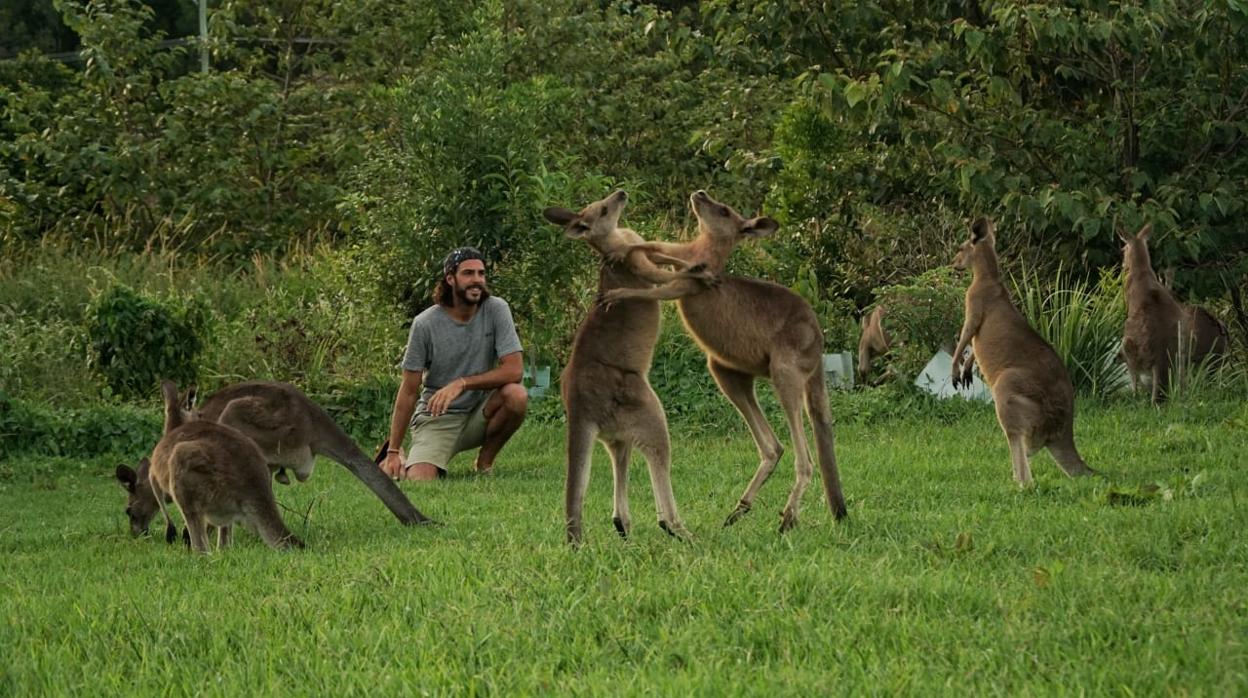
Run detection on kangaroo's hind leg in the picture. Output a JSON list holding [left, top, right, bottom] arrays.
[[565, 415, 596, 546], [992, 373, 1042, 486], [605, 437, 632, 538], [772, 363, 817, 533], [629, 389, 690, 540], [708, 359, 784, 526]]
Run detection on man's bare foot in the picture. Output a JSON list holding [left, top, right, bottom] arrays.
[[403, 462, 444, 481]]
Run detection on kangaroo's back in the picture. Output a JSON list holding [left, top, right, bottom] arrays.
[[195, 380, 431, 525], [149, 415, 302, 552], [677, 276, 822, 376]]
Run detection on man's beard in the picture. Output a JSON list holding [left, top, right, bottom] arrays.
[[453, 283, 488, 306]]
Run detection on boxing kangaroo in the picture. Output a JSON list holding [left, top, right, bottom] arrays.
[[600, 190, 846, 532], [950, 218, 1095, 485], [543, 189, 713, 545]]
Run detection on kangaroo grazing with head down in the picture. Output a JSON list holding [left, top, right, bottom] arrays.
[[599, 190, 846, 532], [543, 190, 714, 545], [143, 380, 302, 552], [1119, 224, 1229, 404], [857, 305, 890, 385], [117, 381, 432, 533], [950, 218, 1095, 485]]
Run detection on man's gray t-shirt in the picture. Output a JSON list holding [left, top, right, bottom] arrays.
[[401, 296, 523, 417]]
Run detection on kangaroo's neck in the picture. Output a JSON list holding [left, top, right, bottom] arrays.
[[971, 247, 1002, 285], [1124, 248, 1165, 302], [692, 231, 735, 274], [163, 403, 186, 434]]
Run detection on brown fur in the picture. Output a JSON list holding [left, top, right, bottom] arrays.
[[857, 305, 891, 384], [543, 190, 713, 545], [193, 381, 431, 525], [117, 381, 432, 538], [599, 190, 847, 532], [950, 218, 1095, 485], [1119, 224, 1229, 404], [147, 380, 302, 552]]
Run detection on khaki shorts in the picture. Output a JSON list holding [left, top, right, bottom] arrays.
[[404, 392, 491, 473]]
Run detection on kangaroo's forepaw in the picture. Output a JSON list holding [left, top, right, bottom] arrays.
[[613, 516, 629, 538], [779, 509, 798, 533], [165, 523, 178, 544], [566, 526, 584, 547], [275, 468, 291, 485], [723, 501, 752, 527]]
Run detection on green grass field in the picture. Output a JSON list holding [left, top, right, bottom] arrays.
[[2, 397, 1246, 695]]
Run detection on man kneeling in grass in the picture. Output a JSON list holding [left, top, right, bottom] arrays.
[[380, 247, 528, 481]]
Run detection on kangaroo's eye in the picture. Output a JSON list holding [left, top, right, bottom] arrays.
[[718, 206, 729, 216]]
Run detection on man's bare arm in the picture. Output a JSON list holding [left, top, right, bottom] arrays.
[[382, 369, 424, 477]]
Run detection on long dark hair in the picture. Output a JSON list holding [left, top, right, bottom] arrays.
[[434, 247, 490, 307]]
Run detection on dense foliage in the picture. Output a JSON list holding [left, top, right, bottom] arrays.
[[2, 0, 1246, 405]]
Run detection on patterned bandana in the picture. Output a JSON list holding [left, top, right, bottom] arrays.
[[443, 247, 485, 277]]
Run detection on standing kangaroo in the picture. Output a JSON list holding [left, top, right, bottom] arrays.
[[950, 218, 1095, 485], [146, 380, 302, 552], [600, 190, 846, 532], [1119, 224, 1229, 404], [543, 190, 713, 545], [857, 305, 891, 385]]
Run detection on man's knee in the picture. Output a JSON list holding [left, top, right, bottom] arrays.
[[498, 382, 528, 417]]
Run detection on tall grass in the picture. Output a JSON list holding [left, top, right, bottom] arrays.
[[0, 243, 406, 406], [1013, 266, 1128, 398]]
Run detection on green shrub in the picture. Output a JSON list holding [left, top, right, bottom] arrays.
[[85, 285, 208, 399], [868, 268, 968, 381], [1013, 266, 1127, 398], [0, 391, 160, 460], [0, 312, 101, 404]]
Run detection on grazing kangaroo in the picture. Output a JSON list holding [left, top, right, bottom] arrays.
[[543, 189, 713, 545], [189, 381, 432, 525], [857, 305, 891, 384], [1119, 224, 1229, 404], [116, 457, 169, 539], [600, 190, 847, 532], [950, 218, 1095, 485], [146, 380, 302, 552]]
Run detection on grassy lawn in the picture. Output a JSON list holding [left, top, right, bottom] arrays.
[[2, 396, 1246, 695]]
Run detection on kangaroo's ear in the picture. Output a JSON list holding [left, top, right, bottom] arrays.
[[970, 217, 995, 243], [542, 207, 577, 227], [742, 216, 779, 238], [1116, 227, 1133, 244], [159, 379, 178, 406], [182, 385, 198, 412], [1136, 223, 1153, 241], [115, 464, 137, 492]]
